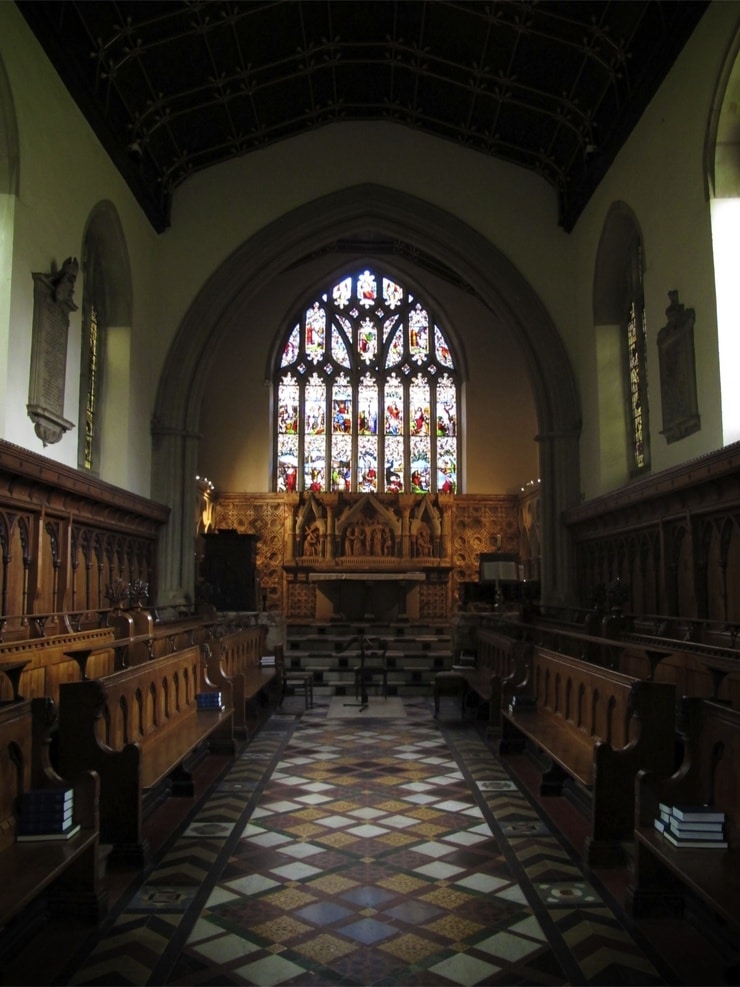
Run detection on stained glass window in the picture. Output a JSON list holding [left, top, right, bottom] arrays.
[[624, 241, 650, 475], [83, 304, 99, 471], [275, 269, 460, 493]]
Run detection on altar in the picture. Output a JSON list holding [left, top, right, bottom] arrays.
[[281, 490, 454, 622], [307, 571, 427, 622]]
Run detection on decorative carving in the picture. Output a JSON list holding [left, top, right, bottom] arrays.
[[105, 577, 129, 609], [657, 290, 700, 444], [213, 491, 523, 620], [27, 257, 79, 445]]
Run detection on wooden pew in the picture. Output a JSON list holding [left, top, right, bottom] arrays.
[[433, 629, 530, 734], [465, 630, 530, 734], [487, 614, 740, 710], [628, 698, 740, 981], [57, 645, 235, 866], [500, 646, 676, 866], [0, 608, 110, 644], [618, 637, 740, 710], [205, 623, 277, 738], [0, 697, 107, 964], [0, 626, 117, 703], [108, 607, 217, 663]]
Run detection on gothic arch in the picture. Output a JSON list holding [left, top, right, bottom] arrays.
[[592, 202, 649, 484], [593, 201, 646, 326], [79, 201, 133, 477], [153, 184, 581, 605], [704, 23, 740, 200], [82, 201, 132, 326]]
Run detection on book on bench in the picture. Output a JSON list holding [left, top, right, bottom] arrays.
[[17, 823, 81, 843], [654, 803, 727, 848], [17, 787, 79, 841], [670, 804, 725, 823], [196, 692, 224, 710], [662, 830, 728, 849]]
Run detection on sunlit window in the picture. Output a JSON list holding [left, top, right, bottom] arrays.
[[275, 269, 460, 494]]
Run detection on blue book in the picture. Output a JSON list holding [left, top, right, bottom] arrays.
[[22, 787, 73, 806], [20, 806, 74, 825], [671, 804, 724, 823]]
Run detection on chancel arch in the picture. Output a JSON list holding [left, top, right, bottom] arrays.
[[153, 184, 581, 608]]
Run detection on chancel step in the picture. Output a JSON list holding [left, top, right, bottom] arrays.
[[283, 620, 454, 698]]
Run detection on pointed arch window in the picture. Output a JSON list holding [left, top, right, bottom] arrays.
[[625, 240, 650, 475], [275, 269, 460, 494], [78, 251, 106, 474]]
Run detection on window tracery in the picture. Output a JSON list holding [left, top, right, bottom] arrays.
[[275, 269, 460, 494]]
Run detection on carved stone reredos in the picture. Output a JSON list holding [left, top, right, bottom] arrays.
[[296, 492, 326, 532], [335, 493, 402, 536]]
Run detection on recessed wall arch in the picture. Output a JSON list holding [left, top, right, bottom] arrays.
[[153, 183, 581, 606], [82, 200, 133, 326], [593, 201, 649, 487], [79, 200, 133, 480], [593, 201, 646, 326]]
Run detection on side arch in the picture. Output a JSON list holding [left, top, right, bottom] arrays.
[[153, 184, 581, 605]]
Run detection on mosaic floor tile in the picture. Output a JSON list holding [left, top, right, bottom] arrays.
[[56, 700, 673, 987]]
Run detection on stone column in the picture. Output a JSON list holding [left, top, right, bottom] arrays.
[[151, 422, 200, 606], [323, 494, 338, 560], [284, 498, 296, 562], [398, 495, 414, 560], [536, 428, 581, 607]]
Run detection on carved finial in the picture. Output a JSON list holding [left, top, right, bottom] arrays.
[[666, 289, 683, 320]]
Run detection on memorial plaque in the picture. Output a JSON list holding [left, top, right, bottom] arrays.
[[657, 289, 701, 444], [27, 258, 78, 445]]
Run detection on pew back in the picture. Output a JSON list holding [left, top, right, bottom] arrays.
[[629, 698, 740, 975], [0, 698, 106, 930], [502, 646, 676, 865], [58, 645, 234, 862]]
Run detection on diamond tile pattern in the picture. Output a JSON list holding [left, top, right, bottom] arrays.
[[61, 700, 668, 986]]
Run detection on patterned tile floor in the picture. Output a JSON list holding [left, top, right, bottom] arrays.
[[2, 697, 728, 985]]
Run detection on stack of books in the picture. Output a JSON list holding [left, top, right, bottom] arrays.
[[260, 655, 276, 667], [654, 802, 727, 848], [508, 695, 537, 713], [17, 787, 80, 842], [196, 691, 223, 711]]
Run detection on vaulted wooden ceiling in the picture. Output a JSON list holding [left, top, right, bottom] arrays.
[[17, 0, 709, 232]]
